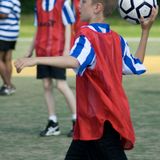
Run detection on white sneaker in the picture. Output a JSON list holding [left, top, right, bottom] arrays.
[[0, 85, 16, 96], [40, 120, 61, 137]]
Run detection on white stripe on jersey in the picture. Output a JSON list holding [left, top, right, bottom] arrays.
[[0, 2, 12, 14], [35, 0, 75, 26], [76, 37, 92, 66], [87, 25, 97, 32], [42, 0, 56, 11], [70, 36, 96, 75], [99, 26, 107, 33], [122, 38, 146, 75], [0, 0, 21, 41], [70, 24, 146, 76]]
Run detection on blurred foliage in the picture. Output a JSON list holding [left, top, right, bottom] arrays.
[[21, 0, 35, 14], [20, 0, 160, 14]]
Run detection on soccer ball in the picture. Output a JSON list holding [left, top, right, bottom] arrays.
[[118, 0, 157, 24]]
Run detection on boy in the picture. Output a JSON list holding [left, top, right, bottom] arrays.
[[0, 0, 21, 95], [23, 0, 76, 137], [15, 0, 158, 159]]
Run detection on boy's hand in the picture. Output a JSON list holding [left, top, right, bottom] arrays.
[[14, 58, 37, 73], [140, 6, 159, 31]]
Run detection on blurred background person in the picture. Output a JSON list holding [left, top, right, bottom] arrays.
[[24, 0, 76, 137], [0, 0, 21, 95]]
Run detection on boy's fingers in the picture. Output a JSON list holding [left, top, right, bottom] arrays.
[[140, 16, 145, 23], [14, 59, 24, 73], [151, 6, 159, 20]]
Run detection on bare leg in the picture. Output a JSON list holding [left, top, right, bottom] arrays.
[[40, 78, 61, 137], [0, 51, 11, 86], [56, 80, 76, 115], [4, 50, 12, 85], [42, 78, 56, 116]]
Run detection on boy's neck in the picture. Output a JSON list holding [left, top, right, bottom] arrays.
[[89, 15, 105, 24]]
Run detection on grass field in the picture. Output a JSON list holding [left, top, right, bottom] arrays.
[[19, 14, 160, 38], [0, 75, 160, 160], [0, 15, 160, 160]]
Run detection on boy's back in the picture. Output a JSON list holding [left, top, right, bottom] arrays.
[[74, 26, 134, 149], [15, 0, 158, 159]]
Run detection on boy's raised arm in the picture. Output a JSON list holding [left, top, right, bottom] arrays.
[[134, 7, 159, 63], [14, 56, 79, 73]]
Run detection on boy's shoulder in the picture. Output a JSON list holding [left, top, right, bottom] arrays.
[[76, 23, 122, 44]]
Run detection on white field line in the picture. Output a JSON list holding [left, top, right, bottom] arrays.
[[127, 37, 160, 42], [18, 37, 160, 42]]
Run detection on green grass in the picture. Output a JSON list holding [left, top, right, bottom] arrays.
[[20, 15, 35, 37], [19, 15, 160, 38], [0, 14, 160, 160], [107, 16, 160, 37], [13, 38, 160, 60], [0, 75, 160, 160]]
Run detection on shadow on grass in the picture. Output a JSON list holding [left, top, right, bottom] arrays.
[[140, 90, 160, 95]]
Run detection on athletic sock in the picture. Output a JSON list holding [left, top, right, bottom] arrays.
[[49, 115, 57, 123], [72, 114, 76, 121]]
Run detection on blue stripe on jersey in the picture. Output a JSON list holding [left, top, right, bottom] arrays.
[[63, 5, 72, 24], [90, 23, 110, 33], [0, 35, 18, 39], [0, 28, 18, 32], [70, 23, 146, 76], [46, 0, 49, 11], [0, 11, 5, 14], [120, 36, 125, 57], [4, 17, 19, 21], [12, 3, 20, 8], [130, 54, 141, 64], [0, 4, 12, 10], [71, 36, 86, 58], [0, 23, 19, 26], [124, 55, 145, 75], [78, 47, 95, 75], [90, 24, 102, 32]]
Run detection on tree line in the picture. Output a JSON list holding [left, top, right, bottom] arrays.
[[21, 0, 160, 14]]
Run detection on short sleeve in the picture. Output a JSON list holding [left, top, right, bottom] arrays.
[[70, 35, 96, 76], [120, 36, 146, 75]]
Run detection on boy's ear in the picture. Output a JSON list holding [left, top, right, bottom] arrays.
[[94, 2, 104, 14]]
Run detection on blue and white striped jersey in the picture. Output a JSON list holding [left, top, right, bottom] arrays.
[[70, 23, 146, 76], [35, 0, 75, 26], [0, 0, 21, 41]]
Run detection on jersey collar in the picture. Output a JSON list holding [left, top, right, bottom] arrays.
[[88, 23, 110, 33]]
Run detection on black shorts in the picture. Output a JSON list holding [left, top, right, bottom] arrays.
[[36, 65, 66, 80], [0, 40, 16, 52], [65, 121, 128, 160]]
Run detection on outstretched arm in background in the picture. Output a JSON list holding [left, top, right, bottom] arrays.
[[14, 55, 79, 73], [134, 7, 159, 63]]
